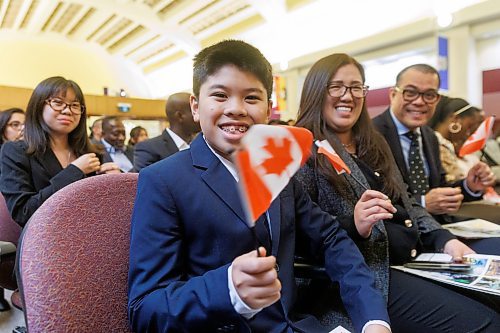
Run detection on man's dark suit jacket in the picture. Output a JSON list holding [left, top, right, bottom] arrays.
[[373, 108, 480, 224], [133, 129, 178, 172], [128, 135, 389, 333], [0, 141, 88, 226]]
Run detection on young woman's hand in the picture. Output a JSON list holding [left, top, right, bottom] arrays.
[[354, 190, 396, 238], [71, 153, 101, 174], [98, 162, 121, 174]]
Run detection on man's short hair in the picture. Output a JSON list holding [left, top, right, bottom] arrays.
[[395, 63, 441, 88], [192, 39, 273, 100]]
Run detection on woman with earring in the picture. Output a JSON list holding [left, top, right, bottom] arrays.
[[0, 76, 120, 227], [429, 97, 485, 182], [294, 53, 499, 332]]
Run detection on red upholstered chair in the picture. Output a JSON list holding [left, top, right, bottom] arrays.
[[0, 192, 22, 311], [17, 173, 138, 333]]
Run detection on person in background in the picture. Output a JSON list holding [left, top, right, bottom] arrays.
[[126, 126, 148, 160], [373, 64, 496, 226], [128, 126, 148, 148], [429, 96, 484, 182], [128, 40, 390, 333], [0, 76, 120, 227], [0, 107, 25, 311], [133, 92, 200, 172], [89, 117, 103, 145], [100, 116, 134, 172], [0, 108, 25, 147], [295, 53, 499, 332]]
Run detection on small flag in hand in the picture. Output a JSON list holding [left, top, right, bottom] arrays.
[[459, 116, 495, 157], [234, 125, 313, 225], [315, 140, 351, 174]]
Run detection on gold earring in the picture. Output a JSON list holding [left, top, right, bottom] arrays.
[[449, 122, 462, 134]]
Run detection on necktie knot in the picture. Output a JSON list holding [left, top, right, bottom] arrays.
[[405, 131, 418, 142]]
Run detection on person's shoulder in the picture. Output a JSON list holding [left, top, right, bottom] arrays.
[[135, 134, 164, 149], [372, 108, 390, 124], [140, 148, 191, 174], [2, 140, 27, 153]]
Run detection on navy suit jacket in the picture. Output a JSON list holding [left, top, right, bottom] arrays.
[[133, 130, 179, 172], [128, 135, 389, 333], [373, 109, 479, 223]]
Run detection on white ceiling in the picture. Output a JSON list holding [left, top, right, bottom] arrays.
[[0, 0, 491, 98]]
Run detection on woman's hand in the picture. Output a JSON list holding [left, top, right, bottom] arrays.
[[354, 190, 396, 238], [98, 162, 121, 174], [71, 153, 101, 174], [443, 239, 475, 262]]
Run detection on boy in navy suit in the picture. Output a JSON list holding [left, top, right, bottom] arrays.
[[128, 40, 390, 333]]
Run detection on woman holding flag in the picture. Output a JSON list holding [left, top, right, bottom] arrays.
[[295, 53, 500, 332]]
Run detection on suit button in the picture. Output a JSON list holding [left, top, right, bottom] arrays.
[[410, 249, 417, 258], [404, 219, 413, 227]]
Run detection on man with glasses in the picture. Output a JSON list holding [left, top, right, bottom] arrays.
[[373, 64, 496, 228]]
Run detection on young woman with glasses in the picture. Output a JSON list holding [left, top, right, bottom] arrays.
[[0, 76, 120, 227], [0, 108, 25, 146], [294, 53, 499, 332]]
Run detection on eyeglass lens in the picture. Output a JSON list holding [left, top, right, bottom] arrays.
[[402, 89, 438, 103], [328, 84, 368, 98], [49, 99, 83, 114]]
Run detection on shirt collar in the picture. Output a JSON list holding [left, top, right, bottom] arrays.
[[203, 135, 239, 182], [166, 128, 189, 151], [101, 139, 124, 154], [389, 108, 422, 137]]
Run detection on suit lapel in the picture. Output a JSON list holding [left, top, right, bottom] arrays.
[[35, 148, 63, 177], [267, 199, 281, 257], [381, 110, 409, 183], [191, 136, 248, 226], [162, 130, 179, 154], [420, 126, 439, 187]]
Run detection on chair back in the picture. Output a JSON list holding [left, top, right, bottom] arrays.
[[0, 192, 21, 245], [18, 173, 138, 333], [0, 192, 21, 290]]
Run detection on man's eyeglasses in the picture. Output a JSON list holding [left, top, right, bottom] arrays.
[[327, 84, 369, 98], [394, 86, 440, 104], [7, 121, 24, 130], [46, 98, 85, 115]]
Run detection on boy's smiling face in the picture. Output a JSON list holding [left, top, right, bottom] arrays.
[[191, 64, 271, 160]]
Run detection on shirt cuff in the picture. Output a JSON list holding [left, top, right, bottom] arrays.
[[420, 195, 426, 208], [362, 320, 392, 333], [227, 265, 262, 319], [462, 179, 483, 197]]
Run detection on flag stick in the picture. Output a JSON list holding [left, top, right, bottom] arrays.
[[348, 173, 369, 191]]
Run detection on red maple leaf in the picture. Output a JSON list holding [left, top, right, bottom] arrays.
[[261, 137, 293, 176]]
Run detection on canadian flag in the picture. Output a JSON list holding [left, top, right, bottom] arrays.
[[234, 125, 313, 225], [458, 116, 495, 157], [315, 139, 351, 175]]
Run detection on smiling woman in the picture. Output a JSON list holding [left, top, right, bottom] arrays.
[[0, 76, 121, 227]]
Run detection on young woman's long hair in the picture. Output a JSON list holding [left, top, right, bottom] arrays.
[[296, 53, 402, 200], [24, 76, 97, 156]]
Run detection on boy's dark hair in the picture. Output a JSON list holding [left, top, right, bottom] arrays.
[[192, 39, 273, 99], [25, 76, 96, 156]]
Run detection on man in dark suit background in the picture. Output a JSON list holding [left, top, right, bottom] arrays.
[[373, 64, 496, 226], [133, 92, 200, 172]]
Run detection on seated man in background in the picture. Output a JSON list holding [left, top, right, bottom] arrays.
[[373, 64, 496, 225], [133, 92, 200, 172], [373, 64, 498, 255], [100, 116, 134, 172], [128, 39, 390, 333]]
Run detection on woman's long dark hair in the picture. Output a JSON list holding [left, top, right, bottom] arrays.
[[24, 76, 97, 156], [0, 108, 25, 144], [296, 53, 402, 199]]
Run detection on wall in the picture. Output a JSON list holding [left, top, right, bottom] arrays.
[[0, 34, 152, 98]]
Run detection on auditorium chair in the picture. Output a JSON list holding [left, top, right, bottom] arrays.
[[17, 173, 138, 333], [0, 192, 22, 311]]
